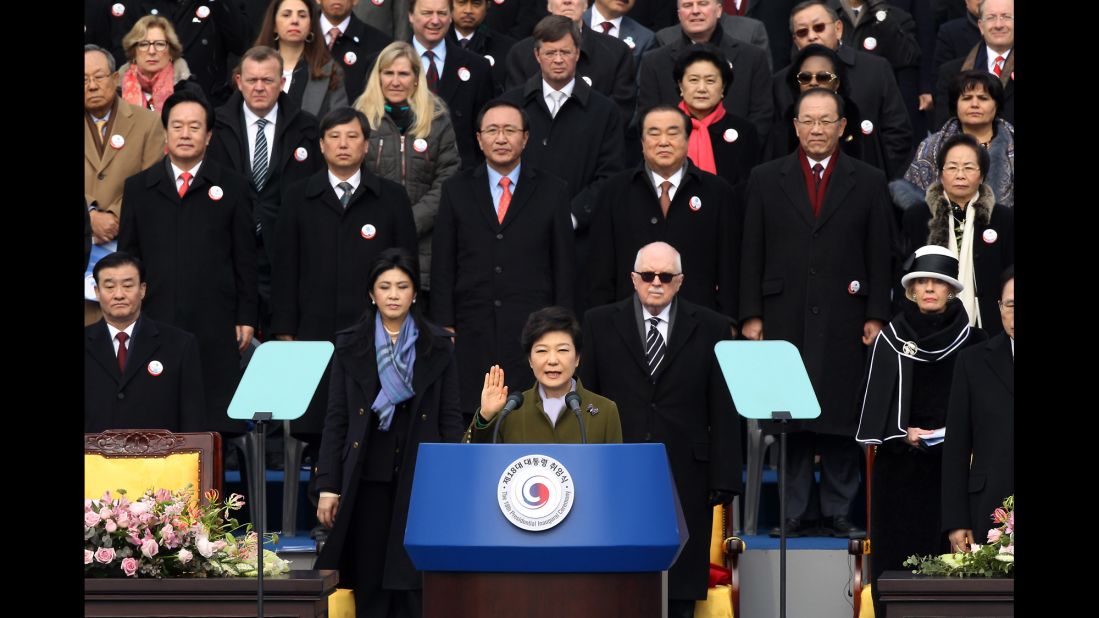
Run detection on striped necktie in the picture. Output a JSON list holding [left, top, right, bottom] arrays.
[[253, 118, 270, 190], [646, 317, 666, 377]]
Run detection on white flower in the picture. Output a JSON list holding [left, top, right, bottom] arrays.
[[196, 536, 216, 558]]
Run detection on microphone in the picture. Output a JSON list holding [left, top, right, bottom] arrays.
[[492, 391, 525, 444], [565, 391, 587, 444]]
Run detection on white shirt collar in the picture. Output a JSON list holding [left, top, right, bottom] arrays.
[[650, 165, 685, 195], [806, 153, 833, 170], [328, 169, 362, 192], [106, 320, 137, 341], [542, 78, 576, 100], [642, 303, 672, 324], [412, 37, 446, 61], [590, 5, 623, 37], [170, 160, 202, 182], [242, 101, 278, 127], [320, 14, 351, 37], [985, 46, 1011, 71]]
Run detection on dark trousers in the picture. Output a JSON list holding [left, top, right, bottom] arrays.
[[668, 599, 696, 618], [784, 431, 862, 519], [348, 480, 422, 618]]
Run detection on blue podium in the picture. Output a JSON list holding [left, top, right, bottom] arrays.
[[405, 443, 688, 617]]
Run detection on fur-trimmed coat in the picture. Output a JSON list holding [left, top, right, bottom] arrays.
[[890, 117, 1014, 210], [901, 182, 1014, 334]]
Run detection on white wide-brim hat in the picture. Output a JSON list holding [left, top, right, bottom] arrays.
[[900, 245, 965, 292]]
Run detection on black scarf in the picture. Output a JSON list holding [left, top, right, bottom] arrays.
[[855, 301, 972, 444], [384, 103, 413, 135]]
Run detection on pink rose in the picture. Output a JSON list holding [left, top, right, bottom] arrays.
[[85, 550, 94, 565], [94, 547, 116, 564], [1006, 511, 1014, 534], [140, 538, 159, 559], [987, 528, 1002, 543], [116, 513, 131, 529], [99, 507, 113, 520], [120, 557, 139, 577], [128, 501, 149, 516], [85, 511, 101, 527], [999, 544, 1014, 555], [177, 548, 194, 564], [105, 519, 118, 533]]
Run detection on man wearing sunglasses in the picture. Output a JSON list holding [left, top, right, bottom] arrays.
[[637, 0, 773, 145], [771, 0, 912, 179], [588, 105, 740, 326], [741, 87, 893, 539], [582, 241, 740, 618]]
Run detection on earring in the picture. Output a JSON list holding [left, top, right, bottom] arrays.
[[947, 292, 955, 300], [371, 298, 376, 305], [305, 32, 315, 43], [273, 33, 279, 42], [412, 298, 417, 304]]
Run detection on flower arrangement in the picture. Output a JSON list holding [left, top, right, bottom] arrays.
[[903, 495, 1014, 577], [84, 485, 291, 578]]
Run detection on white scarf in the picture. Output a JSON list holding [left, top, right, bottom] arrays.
[[946, 193, 981, 328]]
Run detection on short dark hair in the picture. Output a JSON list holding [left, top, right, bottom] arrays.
[[789, 1, 839, 32], [948, 70, 1005, 121], [672, 45, 734, 96], [476, 99, 530, 132], [320, 106, 372, 138], [532, 15, 580, 49], [93, 252, 145, 285], [936, 132, 991, 179], [795, 87, 845, 119], [237, 45, 284, 75], [639, 105, 693, 137], [520, 306, 582, 356], [1000, 264, 1014, 299], [161, 89, 215, 130], [358, 247, 434, 345]]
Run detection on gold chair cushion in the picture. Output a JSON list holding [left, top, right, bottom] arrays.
[[329, 587, 355, 618], [85, 452, 201, 503], [695, 584, 734, 618]]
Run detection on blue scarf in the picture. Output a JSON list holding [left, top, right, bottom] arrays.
[[371, 312, 418, 431]]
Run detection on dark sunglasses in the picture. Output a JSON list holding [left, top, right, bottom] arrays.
[[633, 271, 681, 284], [795, 71, 838, 85], [794, 22, 829, 38]]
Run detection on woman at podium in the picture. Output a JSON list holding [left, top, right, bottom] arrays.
[[314, 248, 465, 618], [468, 306, 622, 444], [854, 245, 987, 613]]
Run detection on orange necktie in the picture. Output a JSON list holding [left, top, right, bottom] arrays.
[[178, 171, 192, 198], [497, 177, 512, 223]]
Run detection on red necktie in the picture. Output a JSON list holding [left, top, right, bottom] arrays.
[[600, 21, 613, 35], [424, 50, 439, 93], [497, 177, 512, 223], [327, 27, 340, 50], [723, 0, 748, 16], [993, 55, 1005, 77], [116, 332, 129, 373], [178, 171, 192, 198]]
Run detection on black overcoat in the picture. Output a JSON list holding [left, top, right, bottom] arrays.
[[429, 164, 575, 415], [118, 158, 258, 433], [331, 14, 394, 102], [739, 151, 893, 435], [580, 296, 741, 601], [447, 26, 518, 95]]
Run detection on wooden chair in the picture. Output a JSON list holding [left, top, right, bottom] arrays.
[[849, 444, 875, 618], [694, 503, 746, 618], [85, 429, 222, 502]]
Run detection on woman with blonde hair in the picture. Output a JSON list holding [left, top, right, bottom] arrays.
[[119, 15, 204, 113], [254, 0, 348, 119], [354, 41, 460, 311]]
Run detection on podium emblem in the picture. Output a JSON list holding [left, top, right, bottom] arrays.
[[497, 454, 575, 531]]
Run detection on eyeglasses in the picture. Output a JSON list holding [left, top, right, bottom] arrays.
[[538, 49, 576, 60], [942, 164, 981, 176], [795, 71, 838, 86], [135, 40, 169, 51], [84, 73, 112, 86], [793, 22, 829, 39], [794, 117, 840, 129], [479, 126, 524, 138], [998, 300, 1014, 314], [633, 271, 681, 284], [981, 13, 1013, 23]]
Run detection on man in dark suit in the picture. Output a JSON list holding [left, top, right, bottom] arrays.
[[321, 0, 395, 101], [740, 88, 892, 537], [584, 0, 657, 67], [589, 105, 739, 322], [943, 267, 1013, 551], [581, 241, 740, 618], [406, 0, 496, 167], [207, 46, 325, 336], [500, 15, 624, 314], [430, 99, 575, 416], [653, 12, 773, 68], [486, 0, 548, 39], [353, 0, 412, 39], [91, 0, 253, 105], [448, 0, 519, 94], [505, 0, 637, 128], [271, 107, 419, 436], [118, 90, 258, 436], [932, 0, 1012, 130], [932, 0, 981, 70], [637, 0, 774, 145], [86, 252, 207, 434], [770, 1, 912, 179]]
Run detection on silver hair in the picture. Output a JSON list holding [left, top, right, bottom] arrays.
[[633, 241, 683, 272], [84, 44, 116, 73]]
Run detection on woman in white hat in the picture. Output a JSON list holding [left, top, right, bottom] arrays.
[[855, 245, 988, 614]]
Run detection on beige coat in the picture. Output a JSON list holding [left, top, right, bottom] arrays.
[[84, 96, 165, 324]]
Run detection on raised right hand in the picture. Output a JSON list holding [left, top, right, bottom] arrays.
[[479, 365, 509, 421]]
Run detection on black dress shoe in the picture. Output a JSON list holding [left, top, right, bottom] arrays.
[[769, 517, 808, 538], [826, 515, 865, 538]]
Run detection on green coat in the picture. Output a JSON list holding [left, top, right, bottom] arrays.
[[470, 380, 622, 444]]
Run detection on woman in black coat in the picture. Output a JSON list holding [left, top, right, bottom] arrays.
[[901, 133, 1014, 334], [313, 248, 464, 618], [855, 245, 987, 615]]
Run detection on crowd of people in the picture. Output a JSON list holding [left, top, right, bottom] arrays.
[[84, 1, 1015, 617]]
